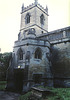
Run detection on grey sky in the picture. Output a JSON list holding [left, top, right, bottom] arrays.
[[0, 0, 70, 53]]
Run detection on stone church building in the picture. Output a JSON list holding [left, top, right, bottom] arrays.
[[7, 0, 70, 92]]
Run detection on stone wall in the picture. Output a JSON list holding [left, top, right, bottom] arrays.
[[51, 42, 70, 77], [38, 26, 70, 87], [28, 45, 50, 80], [12, 37, 53, 90], [51, 42, 70, 87]]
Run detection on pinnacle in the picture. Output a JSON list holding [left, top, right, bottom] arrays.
[[34, 0, 38, 5]]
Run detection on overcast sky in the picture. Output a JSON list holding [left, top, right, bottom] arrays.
[[0, 0, 70, 53]]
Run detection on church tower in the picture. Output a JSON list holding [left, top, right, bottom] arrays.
[[6, 0, 53, 92], [19, 0, 48, 40]]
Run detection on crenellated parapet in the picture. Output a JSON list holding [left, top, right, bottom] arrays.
[[21, 0, 48, 15], [38, 26, 70, 44]]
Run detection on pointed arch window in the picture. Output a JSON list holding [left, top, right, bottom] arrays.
[[25, 13, 31, 24], [35, 48, 42, 59], [40, 14, 45, 25]]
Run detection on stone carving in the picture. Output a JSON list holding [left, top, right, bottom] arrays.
[[25, 51, 31, 62], [28, 28, 36, 35]]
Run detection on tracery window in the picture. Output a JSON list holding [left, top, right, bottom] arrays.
[[40, 14, 44, 25], [35, 48, 42, 59], [25, 13, 30, 24]]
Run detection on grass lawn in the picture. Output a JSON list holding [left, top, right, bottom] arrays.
[[19, 87, 70, 100], [0, 81, 70, 100], [0, 81, 7, 91]]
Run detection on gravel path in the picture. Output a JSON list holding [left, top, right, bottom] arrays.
[[0, 91, 20, 100]]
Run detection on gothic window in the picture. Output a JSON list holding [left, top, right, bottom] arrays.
[[40, 14, 44, 25], [35, 48, 42, 59], [25, 13, 30, 24], [18, 48, 23, 60]]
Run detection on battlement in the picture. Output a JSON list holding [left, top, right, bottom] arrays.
[[21, 1, 48, 15], [37, 26, 70, 44]]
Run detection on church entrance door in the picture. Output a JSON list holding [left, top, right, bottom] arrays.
[[14, 69, 24, 92]]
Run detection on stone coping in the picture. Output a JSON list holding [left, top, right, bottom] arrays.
[[31, 86, 53, 98], [32, 86, 51, 92]]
